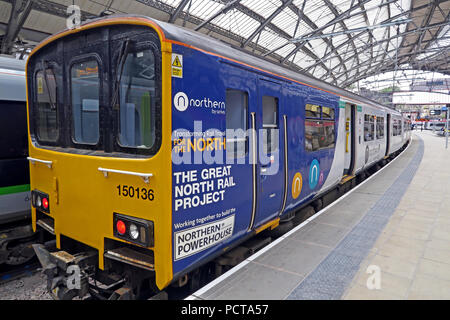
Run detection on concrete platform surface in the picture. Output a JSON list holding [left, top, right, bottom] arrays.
[[188, 132, 450, 300]]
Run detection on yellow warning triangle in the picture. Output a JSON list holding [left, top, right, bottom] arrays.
[[172, 56, 182, 67]]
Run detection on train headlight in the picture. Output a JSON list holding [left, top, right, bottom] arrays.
[[129, 223, 139, 240], [31, 190, 50, 214], [113, 213, 154, 247]]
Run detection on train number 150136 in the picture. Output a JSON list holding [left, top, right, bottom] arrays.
[[117, 185, 154, 201]]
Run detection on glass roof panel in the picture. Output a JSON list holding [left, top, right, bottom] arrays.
[[13, 0, 442, 88]]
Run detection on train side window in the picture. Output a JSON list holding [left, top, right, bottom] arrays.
[[305, 104, 321, 118], [305, 104, 335, 151], [262, 96, 279, 155], [305, 104, 321, 152], [364, 114, 375, 141], [118, 49, 156, 149], [35, 68, 58, 142], [321, 120, 335, 149], [393, 119, 400, 136], [377, 117, 384, 139], [226, 89, 248, 158], [322, 106, 335, 120], [70, 60, 100, 145]]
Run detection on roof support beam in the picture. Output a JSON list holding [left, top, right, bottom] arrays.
[[280, 0, 370, 64], [241, 0, 293, 48], [168, 0, 191, 23], [194, 0, 241, 31], [1, 0, 33, 55]]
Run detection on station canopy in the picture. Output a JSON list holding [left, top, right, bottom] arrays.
[[0, 0, 449, 88]]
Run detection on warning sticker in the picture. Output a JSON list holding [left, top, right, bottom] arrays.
[[171, 53, 183, 78], [174, 215, 234, 260]]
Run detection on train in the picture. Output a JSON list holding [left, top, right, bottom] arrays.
[[27, 15, 410, 299], [0, 56, 37, 266]]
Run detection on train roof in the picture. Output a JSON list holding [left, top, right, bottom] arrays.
[[0, 56, 26, 102], [31, 15, 402, 116], [151, 16, 400, 115]]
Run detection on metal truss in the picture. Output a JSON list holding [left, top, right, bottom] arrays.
[[2, 0, 449, 87]]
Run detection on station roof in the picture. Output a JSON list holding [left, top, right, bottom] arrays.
[[0, 0, 448, 88]]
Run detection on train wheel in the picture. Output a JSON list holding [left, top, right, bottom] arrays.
[[5, 242, 35, 266]]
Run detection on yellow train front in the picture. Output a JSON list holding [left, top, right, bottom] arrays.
[[28, 17, 174, 299]]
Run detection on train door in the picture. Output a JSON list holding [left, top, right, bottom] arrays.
[[385, 113, 391, 156], [251, 78, 285, 228], [344, 103, 356, 175]]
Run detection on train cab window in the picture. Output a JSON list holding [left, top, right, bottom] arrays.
[[377, 117, 384, 139], [305, 104, 335, 152], [364, 114, 375, 141], [35, 68, 58, 142], [226, 89, 248, 158], [71, 60, 100, 145], [262, 96, 279, 155], [118, 49, 156, 149]]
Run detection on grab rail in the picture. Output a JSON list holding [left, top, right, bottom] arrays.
[[98, 167, 153, 184], [27, 157, 53, 168]]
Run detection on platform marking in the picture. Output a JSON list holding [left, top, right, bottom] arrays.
[[187, 138, 414, 300], [287, 136, 423, 300]]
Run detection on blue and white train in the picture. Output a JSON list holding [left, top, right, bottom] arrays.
[[27, 16, 411, 298]]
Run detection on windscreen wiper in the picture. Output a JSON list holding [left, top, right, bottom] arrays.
[[111, 39, 131, 110], [41, 60, 57, 110]]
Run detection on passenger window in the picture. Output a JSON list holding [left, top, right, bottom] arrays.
[[35, 68, 58, 142], [322, 106, 335, 120], [262, 96, 278, 155], [321, 120, 335, 149], [305, 119, 321, 152], [393, 119, 400, 136], [305, 104, 321, 118], [118, 49, 156, 149], [71, 60, 100, 145], [377, 117, 384, 139], [226, 89, 248, 158], [305, 103, 335, 151], [364, 114, 375, 141]]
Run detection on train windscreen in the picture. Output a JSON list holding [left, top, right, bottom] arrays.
[[27, 25, 161, 157]]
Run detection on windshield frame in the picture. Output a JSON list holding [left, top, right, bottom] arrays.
[[68, 53, 103, 149], [32, 61, 60, 145], [111, 36, 162, 156], [28, 24, 162, 158]]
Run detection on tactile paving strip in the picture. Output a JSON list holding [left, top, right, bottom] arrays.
[[287, 138, 425, 300]]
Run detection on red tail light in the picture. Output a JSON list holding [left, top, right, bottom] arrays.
[[42, 197, 49, 209], [116, 220, 126, 235], [31, 190, 50, 213]]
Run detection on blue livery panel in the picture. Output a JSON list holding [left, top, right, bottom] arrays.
[[170, 43, 340, 274]]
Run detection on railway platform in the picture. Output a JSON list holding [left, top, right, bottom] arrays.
[[187, 131, 450, 300]]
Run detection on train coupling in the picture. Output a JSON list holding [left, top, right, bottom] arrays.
[[32, 243, 97, 300]]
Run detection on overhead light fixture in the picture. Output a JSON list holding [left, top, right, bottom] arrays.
[[100, 9, 115, 16]]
